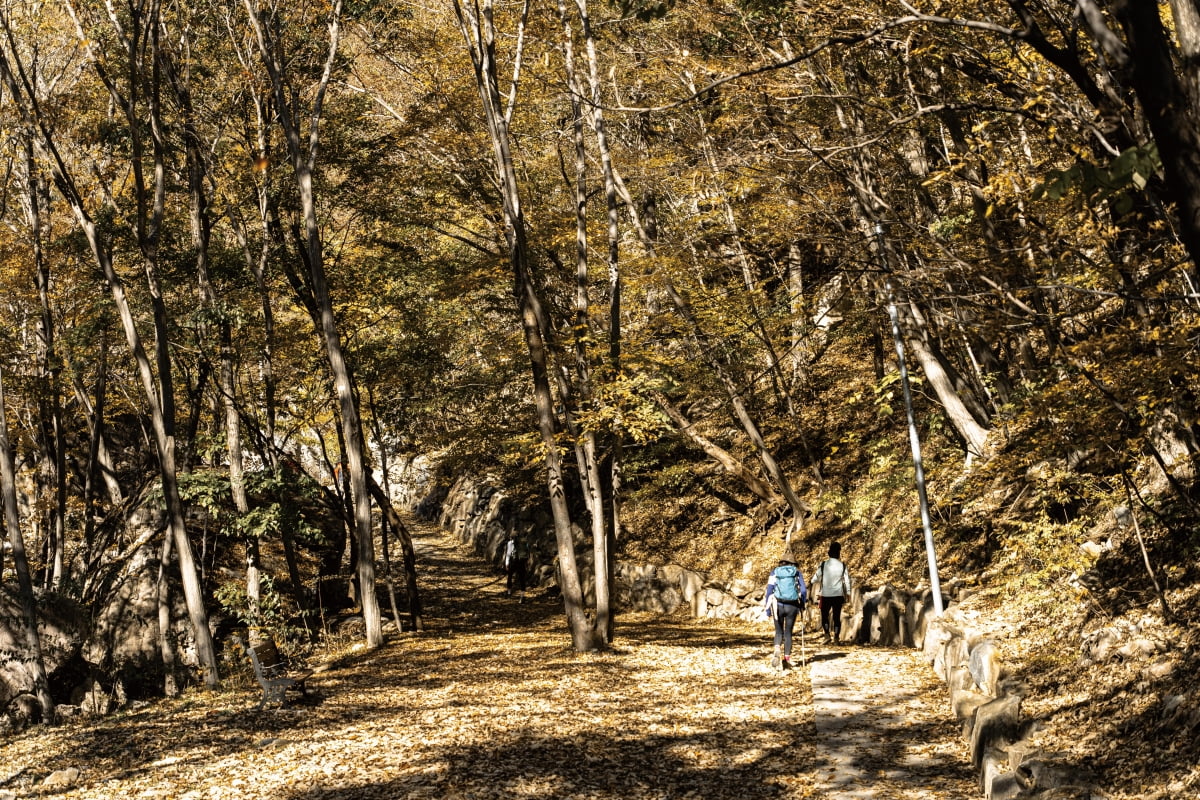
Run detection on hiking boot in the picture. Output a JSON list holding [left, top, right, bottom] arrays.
[[781, 657, 792, 671], [770, 653, 781, 670]]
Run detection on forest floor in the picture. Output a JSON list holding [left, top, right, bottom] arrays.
[[3, 519, 990, 799]]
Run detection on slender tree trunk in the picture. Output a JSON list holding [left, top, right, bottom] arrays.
[[1111, 1, 1200, 285], [574, 0, 622, 642], [366, 392, 405, 632], [366, 474, 425, 631], [652, 391, 783, 505], [0, 24, 220, 685], [155, 532, 180, 697], [21, 138, 66, 591], [453, 0, 597, 651], [0, 369, 55, 723], [81, 331, 109, 549], [875, 232, 991, 461], [664, 281, 812, 539], [243, 0, 381, 647], [230, 84, 298, 612], [556, 3, 610, 642], [66, 342, 124, 509]]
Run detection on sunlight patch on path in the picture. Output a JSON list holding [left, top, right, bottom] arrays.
[[808, 643, 976, 799]]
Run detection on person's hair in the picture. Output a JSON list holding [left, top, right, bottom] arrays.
[[828, 541, 842, 558]]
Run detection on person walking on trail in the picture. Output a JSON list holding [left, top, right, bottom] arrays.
[[503, 533, 528, 597], [811, 541, 851, 644], [764, 555, 807, 671]]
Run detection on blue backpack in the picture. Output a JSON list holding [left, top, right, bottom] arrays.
[[774, 565, 800, 602]]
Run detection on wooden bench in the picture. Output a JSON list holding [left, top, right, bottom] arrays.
[[231, 634, 313, 709]]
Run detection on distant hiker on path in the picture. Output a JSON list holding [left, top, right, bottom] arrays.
[[764, 553, 807, 670], [503, 533, 528, 597], [811, 541, 851, 644]]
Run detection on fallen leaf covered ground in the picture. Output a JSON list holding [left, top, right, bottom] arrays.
[[3, 518, 980, 799]]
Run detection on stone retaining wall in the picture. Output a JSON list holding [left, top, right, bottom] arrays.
[[839, 582, 1096, 799], [421, 475, 769, 620]]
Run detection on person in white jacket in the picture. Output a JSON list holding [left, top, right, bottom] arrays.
[[503, 533, 528, 597], [811, 541, 851, 644]]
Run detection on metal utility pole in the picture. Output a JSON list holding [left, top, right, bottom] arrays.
[[875, 224, 944, 615]]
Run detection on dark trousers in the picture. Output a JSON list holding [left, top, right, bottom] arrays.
[[506, 562, 527, 594], [773, 601, 801, 656], [819, 595, 846, 640]]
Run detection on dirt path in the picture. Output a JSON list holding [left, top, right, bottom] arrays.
[[807, 645, 976, 798], [1, 517, 976, 800]]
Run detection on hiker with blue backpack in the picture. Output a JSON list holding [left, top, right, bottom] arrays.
[[763, 554, 807, 671]]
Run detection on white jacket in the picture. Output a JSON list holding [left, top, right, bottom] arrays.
[[812, 558, 851, 597]]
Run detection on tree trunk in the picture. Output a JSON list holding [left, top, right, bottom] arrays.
[[0, 17, 221, 685], [155, 533, 180, 697], [366, 474, 425, 631], [243, 0, 381, 647], [575, 0, 623, 641], [664, 282, 812, 538], [652, 391, 783, 506], [0, 369, 55, 723], [1110, 1, 1200, 286], [890, 287, 991, 462], [453, 0, 598, 651], [21, 137, 66, 592], [365, 391, 421, 632], [556, 4, 610, 642]]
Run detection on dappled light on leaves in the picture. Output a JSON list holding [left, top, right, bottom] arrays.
[[0, 519, 994, 800]]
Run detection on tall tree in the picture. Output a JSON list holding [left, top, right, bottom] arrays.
[[0, 365, 55, 723], [0, 0, 221, 687], [452, 0, 600, 651], [239, 0, 383, 648]]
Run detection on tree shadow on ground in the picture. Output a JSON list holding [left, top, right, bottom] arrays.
[[277, 716, 818, 800]]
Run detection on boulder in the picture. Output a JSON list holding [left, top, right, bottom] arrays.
[[949, 664, 974, 692], [906, 590, 943, 650], [1015, 758, 1093, 793], [729, 578, 758, 598], [934, 632, 971, 683], [980, 747, 1022, 800], [0, 587, 86, 709], [951, 686, 993, 727], [83, 540, 195, 698], [41, 767, 80, 790], [70, 677, 114, 716], [663, 566, 706, 609], [922, 616, 956, 668], [5, 693, 41, 729], [857, 586, 907, 646]]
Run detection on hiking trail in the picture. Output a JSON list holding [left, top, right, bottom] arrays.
[[1, 515, 977, 800]]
